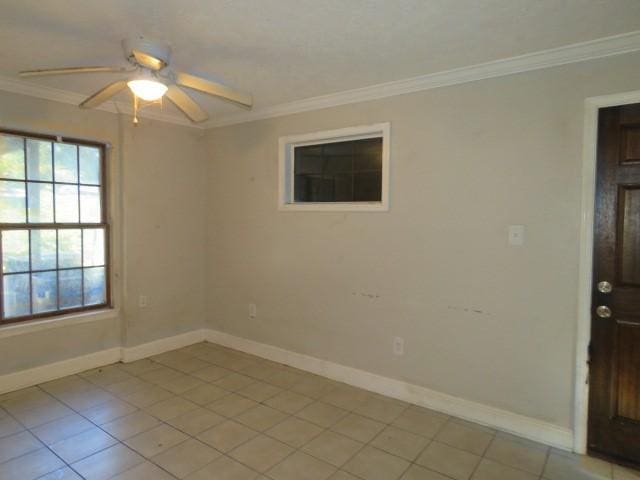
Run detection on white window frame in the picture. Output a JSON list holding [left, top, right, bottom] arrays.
[[278, 123, 390, 211]]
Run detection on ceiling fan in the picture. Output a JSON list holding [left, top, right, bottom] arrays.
[[18, 37, 253, 124]]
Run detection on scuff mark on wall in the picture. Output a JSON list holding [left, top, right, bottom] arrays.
[[329, 213, 348, 229], [352, 292, 381, 299], [447, 305, 491, 316]]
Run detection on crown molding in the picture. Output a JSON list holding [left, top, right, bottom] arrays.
[[1, 31, 639, 130], [0, 74, 200, 129], [205, 30, 640, 128]]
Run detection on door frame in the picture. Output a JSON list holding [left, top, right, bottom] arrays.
[[575, 89, 640, 454]]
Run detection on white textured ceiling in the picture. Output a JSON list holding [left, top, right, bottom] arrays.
[[1, 0, 640, 120]]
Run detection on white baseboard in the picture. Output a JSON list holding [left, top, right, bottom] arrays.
[[0, 329, 208, 395], [0, 326, 574, 451], [121, 329, 208, 362], [0, 347, 122, 395], [206, 329, 574, 451]]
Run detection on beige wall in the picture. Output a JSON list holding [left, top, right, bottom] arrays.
[[0, 91, 207, 373], [119, 118, 208, 345], [2, 51, 639, 431], [205, 52, 640, 429]]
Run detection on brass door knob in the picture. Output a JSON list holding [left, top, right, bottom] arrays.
[[597, 281, 612, 293]]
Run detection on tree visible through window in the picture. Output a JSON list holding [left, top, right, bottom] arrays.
[[0, 130, 108, 324]]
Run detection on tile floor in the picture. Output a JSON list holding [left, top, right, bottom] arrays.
[[0, 342, 638, 480]]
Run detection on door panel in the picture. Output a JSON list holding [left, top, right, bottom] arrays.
[[621, 125, 640, 164], [588, 103, 640, 465], [618, 186, 640, 285], [616, 324, 640, 421]]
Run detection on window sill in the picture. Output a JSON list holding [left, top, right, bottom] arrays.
[[0, 308, 119, 339], [279, 202, 389, 212]]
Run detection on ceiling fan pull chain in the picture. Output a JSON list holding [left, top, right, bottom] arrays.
[[133, 94, 139, 125]]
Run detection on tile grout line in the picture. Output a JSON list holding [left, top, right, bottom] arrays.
[[253, 389, 457, 480], [0, 342, 605, 480], [73, 356, 294, 479], [540, 441, 552, 479], [6, 366, 199, 478], [37, 360, 231, 478], [154, 345, 559, 480], [465, 434, 492, 480], [0, 347, 480, 480], [0, 368, 473, 480], [0, 397, 90, 479], [34, 382, 151, 479], [138, 352, 417, 479]]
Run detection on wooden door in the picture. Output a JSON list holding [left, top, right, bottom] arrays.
[[588, 103, 640, 465]]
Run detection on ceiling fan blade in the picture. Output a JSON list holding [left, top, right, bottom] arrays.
[[165, 85, 209, 123], [175, 72, 252, 108], [19, 66, 131, 77], [131, 50, 166, 70], [80, 80, 129, 109]]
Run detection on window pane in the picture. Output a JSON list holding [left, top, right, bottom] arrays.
[[80, 186, 101, 223], [83, 228, 105, 267], [332, 174, 354, 201], [27, 182, 54, 223], [294, 146, 323, 174], [26, 139, 53, 181], [323, 140, 354, 156], [0, 180, 26, 222], [79, 146, 100, 184], [1, 134, 107, 322], [55, 184, 79, 222], [59, 269, 82, 309], [2, 230, 29, 273], [0, 135, 25, 180], [354, 171, 382, 201], [54, 143, 78, 183], [323, 143, 354, 174], [293, 137, 382, 203], [32, 271, 57, 313], [325, 156, 353, 174], [58, 229, 81, 268], [84, 266, 105, 305], [31, 229, 56, 271], [3, 273, 30, 317], [353, 138, 383, 171], [294, 175, 333, 202]]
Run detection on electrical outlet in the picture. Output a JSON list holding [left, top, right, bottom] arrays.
[[393, 337, 404, 356], [248, 303, 257, 318], [508, 225, 525, 246], [139, 295, 148, 308]]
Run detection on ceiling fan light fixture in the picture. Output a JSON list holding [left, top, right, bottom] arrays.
[[20, 37, 252, 124], [127, 73, 167, 101]]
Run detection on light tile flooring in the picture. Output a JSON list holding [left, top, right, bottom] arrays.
[[0, 342, 638, 480]]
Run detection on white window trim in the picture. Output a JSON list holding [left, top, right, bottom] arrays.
[[278, 123, 390, 211], [0, 125, 122, 336], [0, 307, 119, 339]]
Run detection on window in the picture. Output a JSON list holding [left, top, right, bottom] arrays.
[[279, 123, 390, 211], [0, 130, 109, 324]]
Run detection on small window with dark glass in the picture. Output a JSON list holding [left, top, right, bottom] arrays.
[[279, 123, 389, 211], [0, 130, 109, 325], [294, 137, 382, 203]]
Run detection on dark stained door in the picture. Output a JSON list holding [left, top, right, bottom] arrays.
[[588, 103, 640, 465]]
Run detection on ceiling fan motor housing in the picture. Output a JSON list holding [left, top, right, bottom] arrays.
[[123, 36, 171, 67]]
